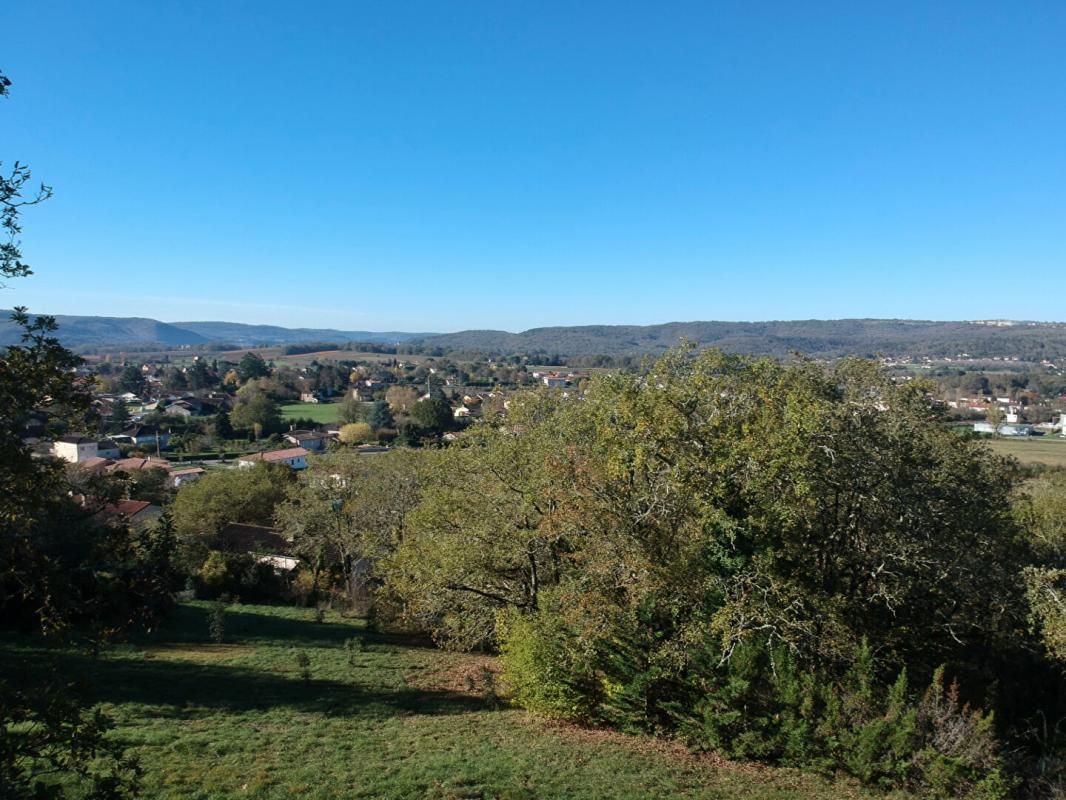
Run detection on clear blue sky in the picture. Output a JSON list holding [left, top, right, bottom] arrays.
[[4, 1, 1065, 332]]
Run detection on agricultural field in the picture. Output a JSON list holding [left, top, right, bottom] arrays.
[[281, 402, 342, 425], [988, 436, 1066, 468], [271, 350, 427, 366], [0, 603, 900, 800]]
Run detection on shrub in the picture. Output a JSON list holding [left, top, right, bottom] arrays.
[[293, 650, 312, 685], [339, 422, 373, 445], [912, 667, 1012, 799], [195, 550, 286, 602], [675, 639, 1009, 798], [198, 551, 229, 597], [208, 600, 227, 644], [497, 607, 594, 720]]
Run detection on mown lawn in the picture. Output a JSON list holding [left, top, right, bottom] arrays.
[[1, 603, 905, 799], [281, 402, 341, 424]]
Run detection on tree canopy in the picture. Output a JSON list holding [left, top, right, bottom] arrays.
[[378, 347, 1030, 797], [238, 351, 269, 381]]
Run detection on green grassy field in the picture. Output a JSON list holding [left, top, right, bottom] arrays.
[[281, 402, 342, 424], [988, 436, 1066, 467], [1, 603, 902, 799]]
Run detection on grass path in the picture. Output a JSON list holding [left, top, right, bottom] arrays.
[[2, 604, 902, 799]]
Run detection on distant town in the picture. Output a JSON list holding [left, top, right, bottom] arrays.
[[31, 327, 1066, 521]]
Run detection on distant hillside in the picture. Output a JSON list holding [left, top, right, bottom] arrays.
[[0, 312, 429, 348], [415, 319, 1066, 360], [172, 321, 430, 347], [4, 312, 1065, 361], [0, 312, 209, 347]]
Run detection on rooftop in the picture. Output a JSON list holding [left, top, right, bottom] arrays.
[[238, 447, 309, 463]]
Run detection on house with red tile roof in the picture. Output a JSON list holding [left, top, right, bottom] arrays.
[[108, 457, 172, 473], [236, 447, 309, 470], [92, 499, 163, 529], [168, 466, 206, 488]]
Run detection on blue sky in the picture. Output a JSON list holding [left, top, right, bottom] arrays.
[[4, 1, 1065, 332]]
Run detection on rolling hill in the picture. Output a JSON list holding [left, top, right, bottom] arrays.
[[170, 321, 430, 347], [0, 312, 430, 348], [0, 313, 210, 347], [414, 319, 1066, 360], [3, 311, 1064, 360]]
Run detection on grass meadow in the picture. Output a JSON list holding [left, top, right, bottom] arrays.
[[988, 435, 1066, 468], [1, 603, 904, 800], [281, 402, 342, 425]]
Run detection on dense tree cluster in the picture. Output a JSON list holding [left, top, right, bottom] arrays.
[[309, 347, 1060, 797]]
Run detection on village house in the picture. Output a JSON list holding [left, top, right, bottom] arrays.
[[74, 456, 114, 475], [108, 456, 172, 474], [96, 439, 122, 459], [113, 425, 171, 450], [973, 422, 1034, 437], [219, 523, 299, 574], [92, 397, 115, 418], [283, 429, 329, 452], [168, 466, 205, 488], [237, 447, 309, 470], [92, 499, 164, 530], [540, 373, 569, 388], [453, 404, 481, 420], [164, 399, 207, 418], [52, 435, 99, 463], [351, 380, 384, 401]]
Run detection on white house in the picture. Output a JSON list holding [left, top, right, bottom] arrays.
[[52, 435, 98, 463], [168, 467, 206, 488], [237, 447, 309, 470], [974, 422, 1033, 437]]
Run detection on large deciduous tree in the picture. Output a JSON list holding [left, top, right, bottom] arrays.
[[275, 449, 427, 607], [171, 463, 293, 546], [386, 391, 583, 648], [230, 391, 281, 437], [238, 351, 269, 381]]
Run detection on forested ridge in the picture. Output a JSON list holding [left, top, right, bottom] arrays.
[[7, 314, 1066, 361], [413, 319, 1066, 360]]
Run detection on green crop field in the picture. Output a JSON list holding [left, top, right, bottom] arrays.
[[281, 402, 341, 424], [988, 436, 1066, 468], [1, 603, 901, 800]]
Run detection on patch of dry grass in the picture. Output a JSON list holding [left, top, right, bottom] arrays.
[[988, 437, 1066, 467]]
